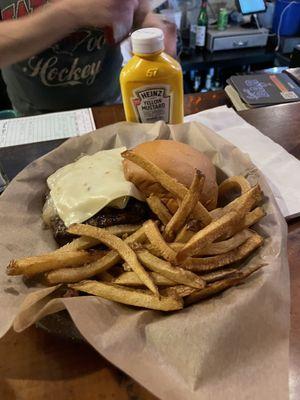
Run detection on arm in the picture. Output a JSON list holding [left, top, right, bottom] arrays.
[[142, 14, 177, 57], [0, 0, 139, 68], [134, 0, 177, 56], [0, 3, 77, 68]]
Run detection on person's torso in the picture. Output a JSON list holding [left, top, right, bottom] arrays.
[[0, 0, 122, 114]]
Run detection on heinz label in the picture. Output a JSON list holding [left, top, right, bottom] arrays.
[[131, 85, 172, 123]]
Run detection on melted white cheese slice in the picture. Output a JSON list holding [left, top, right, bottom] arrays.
[[47, 147, 142, 227]]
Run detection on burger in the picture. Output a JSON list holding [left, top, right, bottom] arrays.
[[43, 140, 218, 246]]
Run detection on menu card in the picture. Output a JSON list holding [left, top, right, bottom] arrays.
[[0, 108, 95, 148]]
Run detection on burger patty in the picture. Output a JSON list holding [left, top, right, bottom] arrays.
[[50, 198, 150, 246]]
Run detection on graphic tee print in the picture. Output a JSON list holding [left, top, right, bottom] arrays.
[[0, 0, 122, 114]]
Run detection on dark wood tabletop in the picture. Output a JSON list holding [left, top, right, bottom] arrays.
[[0, 91, 299, 400]]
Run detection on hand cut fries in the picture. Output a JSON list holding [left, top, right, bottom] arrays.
[[114, 268, 239, 287], [185, 262, 266, 306], [182, 232, 263, 272], [57, 224, 142, 252], [98, 271, 115, 282], [222, 207, 266, 240], [143, 220, 177, 263], [46, 227, 146, 284], [57, 236, 100, 252], [6, 150, 267, 312], [245, 207, 266, 228], [7, 250, 107, 276], [194, 229, 252, 256], [164, 170, 204, 242], [146, 194, 172, 225], [67, 224, 159, 297], [70, 280, 183, 311], [201, 268, 239, 283], [209, 208, 224, 220], [145, 242, 183, 256], [113, 271, 176, 287], [175, 224, 196, 243], [185, 277, 243, 305], [136, 249, 206, 289], [161, 285, 196, 298], [224, 185, 262, 214], [176, 210, 241, 262]]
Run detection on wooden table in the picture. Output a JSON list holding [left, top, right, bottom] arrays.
[[1, 91, 299, 400]]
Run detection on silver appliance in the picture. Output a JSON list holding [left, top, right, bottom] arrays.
[[206, 26, 269, 52]]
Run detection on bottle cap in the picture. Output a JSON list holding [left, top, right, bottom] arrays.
[[131, 28, 164, 54]]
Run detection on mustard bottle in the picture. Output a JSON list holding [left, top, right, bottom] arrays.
[[120, 28, 184, 124]]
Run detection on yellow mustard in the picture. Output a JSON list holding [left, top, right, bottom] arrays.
[[120, 28, 184, 124]]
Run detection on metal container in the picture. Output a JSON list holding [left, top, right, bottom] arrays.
[[217, 8, 228, 31], [206, 26, 269, 52]]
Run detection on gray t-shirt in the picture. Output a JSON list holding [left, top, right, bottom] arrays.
[[0, 1, 122, 115]]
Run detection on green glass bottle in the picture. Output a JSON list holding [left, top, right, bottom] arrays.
[[195, 1, 208, 53]]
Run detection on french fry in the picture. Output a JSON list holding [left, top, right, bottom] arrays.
[[164, 170, 204, 242], [176, 210, 240, 262], [146, 194, 172, 225], [224, 185, 262, 214], [169, 243, 184, 252], [46, 227, 146, 284], [201, 268, 239, 283], [187, 219, 202, 231], [223, 207, 266, 239], [143, 220, 177, 263], [163, 198, 179, 214], [144, 244, 164, 258], [184, 277, 243, 306], [195, 229, 252, 256], [7, 250, 106, 276], [70, 280, 183, 311], [67, 224, 159, 297], [244, 207, 266, 228], [238, 261, 267, 278], [58, 236, 100, 252], [182, 233, 264, 272], [98, 271, 115, 282], [57, 224, 142, 252], [210, 208, 225, 220], [136, 249, 205, 289], [175, 225, 195, 243], [210, 186, 262, 223], [210, 203, 265, 227], [46, 256, 117, 284], [175, 219, 202, 243], [122, 150, 212, 226], [161, 285, 196, 298], [105, 224, 142, 237], [218, 176, 251, 199], [114, 271, 176, 287], [144, 242, 184, 257], [185, 262, 266, 306], [122, 262, 132, 272]]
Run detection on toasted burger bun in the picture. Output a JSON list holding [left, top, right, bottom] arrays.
[[123, 140, 218, 210]]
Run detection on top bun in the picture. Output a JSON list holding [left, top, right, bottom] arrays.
[[123, 140, 218, 210]]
